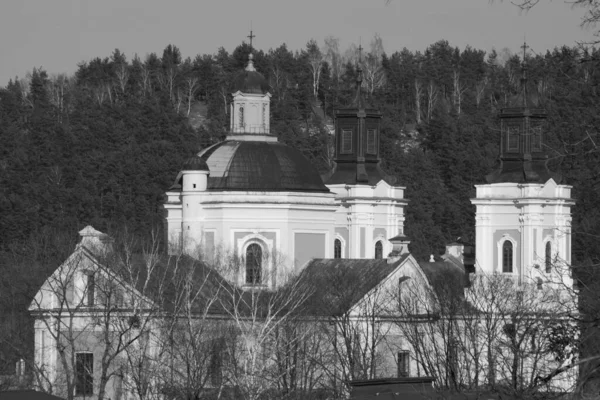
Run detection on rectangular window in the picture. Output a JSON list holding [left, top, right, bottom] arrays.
[[341, 129, 353, 154], [76, 353, 94, 396], [366, 129, 377, 154], [397, 350, 410, 377], [507, 126, 519, 151]]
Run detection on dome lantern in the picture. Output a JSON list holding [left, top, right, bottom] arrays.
[[229, 50, 272, 140]]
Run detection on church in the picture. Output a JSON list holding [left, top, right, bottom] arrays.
[[28, 49, 576, 399], [163, 52, 407, 288]]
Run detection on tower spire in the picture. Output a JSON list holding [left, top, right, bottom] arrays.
[[245, 26, 256, 72], [354, 41, 365, 109], [247, 24, 255, 51], [520, 40, 529, 108]]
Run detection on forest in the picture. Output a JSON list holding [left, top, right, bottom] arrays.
[[0, 36, 599, 373]]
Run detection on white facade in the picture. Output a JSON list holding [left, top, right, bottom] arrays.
[[471, 179, 574, 286], [327, 181, 407, 259], [165, 188, 337, 285]]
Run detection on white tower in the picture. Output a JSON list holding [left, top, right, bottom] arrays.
[[471, 54, 574, 287], [229, 54, 272, 139]]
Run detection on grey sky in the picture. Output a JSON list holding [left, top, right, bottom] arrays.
[[0, 0, 594, 86]]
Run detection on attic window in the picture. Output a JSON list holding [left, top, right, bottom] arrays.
[[85, 274, 95, 307], [366, 129, 377, 154], [341, 129, 353, 154]]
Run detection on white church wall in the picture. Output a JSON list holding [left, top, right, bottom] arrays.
[[472, 180, 574, 286]]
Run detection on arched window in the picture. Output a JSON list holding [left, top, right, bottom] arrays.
[[334, 239, 342, 259], [502, 241, 513, 273], [545, 242, 552, 273], [245, 243, 262, 284], [239, 106, 244, 129], [375, 241, 383, 260]]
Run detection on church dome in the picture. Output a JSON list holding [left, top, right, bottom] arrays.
[[231, 54, 270, 95], [197, 140, 329, 192]]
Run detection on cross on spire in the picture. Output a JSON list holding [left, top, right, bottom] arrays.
[[247, 28, 255, 50], [521, 40, 529, 61], [520, 40, 530, 107], [358, 36, 363, 63]]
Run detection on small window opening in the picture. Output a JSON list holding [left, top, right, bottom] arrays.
[[334, 239, 342, 259], [375, 241, 383, 259], [502, 241, 513, 273], [545, 242, 552, 273]]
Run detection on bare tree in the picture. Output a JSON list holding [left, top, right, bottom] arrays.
[[305, 40, 324, 101], [426, 80, 439, 122], [215, 250, 311, 400], [362, 34, 387, 96], [414, 79, 423, 124], [391, 266, 577, 397]]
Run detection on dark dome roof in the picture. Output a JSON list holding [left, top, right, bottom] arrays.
[[182, 155, 209, 171], [231, 54, 270, 95], [232, 70, 270, 94], [197, 141, 329, 192]]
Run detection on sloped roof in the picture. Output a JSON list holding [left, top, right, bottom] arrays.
[[81, 245, 232, 315], [418, 260, 470, 313], [295, 256, 409, 316]]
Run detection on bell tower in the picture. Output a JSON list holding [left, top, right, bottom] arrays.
[[324, 47, 407, 260], [471, 43, 574, 287]]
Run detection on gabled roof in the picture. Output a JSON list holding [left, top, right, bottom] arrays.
[[295, 255, 410, 316], [81, 246, 233, 315]]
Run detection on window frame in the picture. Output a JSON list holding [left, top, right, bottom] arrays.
[[397, 350, 410, 378], [507, 125, 520, 151], [340, 129, 353, 154]]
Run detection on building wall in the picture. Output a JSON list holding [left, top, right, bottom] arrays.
[[472, 180, 574, 286], [166, 190, 337, 287], [327, 181, 407, 260]]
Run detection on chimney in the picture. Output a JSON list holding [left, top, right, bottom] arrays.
[[387, 234, 411, 264]]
